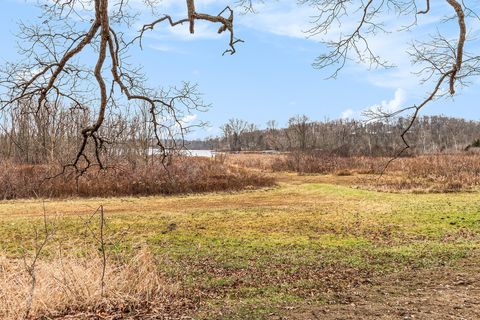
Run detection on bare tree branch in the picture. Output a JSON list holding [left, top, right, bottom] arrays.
[[1, 0, 241, 174]]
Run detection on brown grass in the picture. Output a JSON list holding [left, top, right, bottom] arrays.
[[370, 154, 480, 192], [0, 157, 275, 200], [226, 152, 480, 192], [227, 152, 381, 175], [222, 152, 287, 171], [0, 249, 187, 320]]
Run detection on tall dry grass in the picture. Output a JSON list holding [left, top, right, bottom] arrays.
[[270, 152, 380, 175], [226, 152, 381, 175], [223, 152, 287, 171], [0, 249, 187, 319], [226, 151, 480, 192], [0, 156, 275, 200], [371, 154, 480, 192]]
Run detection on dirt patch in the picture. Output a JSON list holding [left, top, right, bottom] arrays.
[[284, 260, 480, 320]]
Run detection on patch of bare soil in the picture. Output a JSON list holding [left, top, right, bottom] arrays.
[[284, 260, 480, 320], [39, 299, 198, 320]]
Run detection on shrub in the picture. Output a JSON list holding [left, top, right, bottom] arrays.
[[0, 157, 275, 200]]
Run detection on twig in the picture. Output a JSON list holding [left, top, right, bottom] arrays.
[[23, 201, 53, 319]]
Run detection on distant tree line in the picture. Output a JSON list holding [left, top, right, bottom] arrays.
[[2, 105, 479, 165], [189, 115, 480, 156]]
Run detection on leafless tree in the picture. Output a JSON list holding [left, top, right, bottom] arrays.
[[265, 120, 282, 150], [0, 0, 242, 173], [300, 0, 479, 155], [287, 115, 315, 151], [241, 0, 479, 154], [221, 118, 250, 151]]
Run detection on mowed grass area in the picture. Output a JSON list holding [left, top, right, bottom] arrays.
[[1, 174, 480, 319]]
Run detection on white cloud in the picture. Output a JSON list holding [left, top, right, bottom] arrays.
[[341, 109, 355, 120], [366, 88, 407, 114], [238, 2, 311, 39], [149, 43, 185, 53], [235, 1, 458, 93], [341, 88, 408, 120], [181, 114, 198, 125]]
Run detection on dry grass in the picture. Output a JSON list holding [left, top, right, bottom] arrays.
[[225, 152, 380, 174], [354, 154, 480, 192], [0, 157, 274, 200], [271, 152, 379, 175], [227, 152, 480, 192], [388, 154, 480, 189], [0, 249, 184, 320], [223, 152, 287, 171]]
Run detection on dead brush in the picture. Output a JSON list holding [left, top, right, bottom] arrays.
[[0, 157, 275, 200], [384, 154, 480, 192], [269, 152, 384, 175], [231, 151, 480, 192], [0, 248, 179, 320], [225, 152, 287, 171]]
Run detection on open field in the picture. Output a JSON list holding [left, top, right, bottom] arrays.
[[1, 172, 480, 319]]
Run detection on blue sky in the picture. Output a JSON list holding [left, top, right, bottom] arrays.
[[2, 0, 480, 138]]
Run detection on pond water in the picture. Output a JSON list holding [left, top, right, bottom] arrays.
[[183, 150, 215, 157]]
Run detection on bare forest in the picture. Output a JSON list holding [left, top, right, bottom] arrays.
[[209, 115, 480, 155]]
